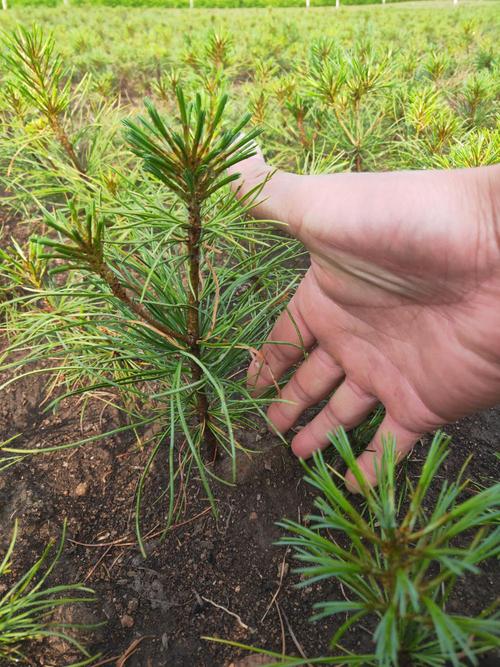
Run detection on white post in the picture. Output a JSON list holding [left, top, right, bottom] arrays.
[[306, 0, 310, 8], [2, 0, 7, 10], [336, 0, 339, 8], [382, 0, 386, 4], [453, 0, 458, 4], [189, 0, 193, 7]]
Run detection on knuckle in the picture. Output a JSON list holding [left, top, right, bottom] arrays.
[[288, 374, 314, 405], [266, 342, 294, 364], [315, 346, 341, 372], [323, 401, 344, 428], [345, 379, 372, 402]]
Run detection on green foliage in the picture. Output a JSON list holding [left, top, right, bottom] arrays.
[[211, 430, 500, 666], [123, 92, 260, 203], [1, 25, 86, 180], [306, 41, 392, 170], [1, 6, 497, 180], [0, 27, 302, 550], [5, 0, 413, 8], [278, 431, 500, 666], [2, 26, 71, 120], [0, 6, 499, 663], [0, 22, 134, 225], [0, 521, 97, 665]]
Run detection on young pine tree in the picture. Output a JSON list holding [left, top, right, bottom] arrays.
[[1, 89, 302, 552], [212, 431, 500, 667]]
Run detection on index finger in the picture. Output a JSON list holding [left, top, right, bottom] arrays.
[[248, 286, 316, 394]]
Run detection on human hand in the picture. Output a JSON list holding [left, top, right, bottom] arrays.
[[231, 155, 500, 490]]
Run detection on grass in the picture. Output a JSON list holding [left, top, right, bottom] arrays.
[[0, 522, 98, 665]]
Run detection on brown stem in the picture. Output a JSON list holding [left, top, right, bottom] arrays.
[[297, 112, 309, 150], [49, 117, 88, 180], [97, 262, 190, 346], [354, 98, 363, 173], [187, 201, 217, 461], [355, 151, 362, 172]]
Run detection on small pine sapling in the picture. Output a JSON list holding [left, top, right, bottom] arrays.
[[0, 25, 133, 216], [212, 430, 500, 666], [279, 430, 500, 666], [307, 42, 392, 172], [0, 522, 97, 665], [0, 90, 301, 552], [1, 26, 86, 179], [122, 90, 262, 460]]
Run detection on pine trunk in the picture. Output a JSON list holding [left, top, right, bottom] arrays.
[[187, 202, 216, 460]]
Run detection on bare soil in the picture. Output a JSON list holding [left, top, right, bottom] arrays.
[[1, 210, 499, 667]]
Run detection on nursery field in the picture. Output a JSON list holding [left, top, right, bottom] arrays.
[[2, 0, 413, 7], [1, 2, 500, 666]]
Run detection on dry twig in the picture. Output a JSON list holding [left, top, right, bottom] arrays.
[[201, 594, 251, 631], [261, 548, 290, 623]]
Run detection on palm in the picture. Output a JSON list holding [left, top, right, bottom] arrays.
[[236, 158, 500, 488]]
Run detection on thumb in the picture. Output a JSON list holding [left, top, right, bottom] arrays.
[[228, 148, 308, 238]]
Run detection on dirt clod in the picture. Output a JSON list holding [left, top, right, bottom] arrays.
[[120, 614, 135, 628], [75, 481, 89, 496]]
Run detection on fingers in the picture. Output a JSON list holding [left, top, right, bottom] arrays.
[[291, 380, 378, 458], [267, 346, 344, 433], [345, 414, 422, 493], [248, 291, 316, 394]]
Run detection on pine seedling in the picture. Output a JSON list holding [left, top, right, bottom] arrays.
[[422, 51, 453, 84], [1, 90, 302, 551], [456, 72, 497, 129], [0, 25, 134, 219], [122, 90, 262, 457], [401, 85, 465, 168], [277, 430, 500, 666], [432, 128, 500, 168], [205, 30, 233, 71], [254, 58, 280, 86], [1, 26, 85, 176], [307, 43, 393, 171], [404, 87, 442, 139], [212, 430, 500, 666], [0, 522, 98, 665]]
